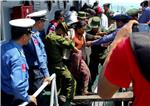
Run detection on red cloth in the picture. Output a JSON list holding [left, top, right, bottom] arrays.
[[104, 37, 150, 106], [96, 6, 103, 14]]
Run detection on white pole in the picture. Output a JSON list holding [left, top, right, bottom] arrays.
[[50, 76, 55, 106], [54, 78, 59, 106], [19, 74, 56, 106]]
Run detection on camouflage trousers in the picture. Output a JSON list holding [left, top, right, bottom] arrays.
[[50, 63, 76, 101]]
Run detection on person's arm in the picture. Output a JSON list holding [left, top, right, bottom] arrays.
[[57, 35, 75, 49], [98, 38, 131, 98], [93, 31, 116, 45], [108, 20, 138, 56], [10, 56, 37, 105], [86, 30, 117, 46], [57, 35, 80, 53], [97, 20, 138, 98]]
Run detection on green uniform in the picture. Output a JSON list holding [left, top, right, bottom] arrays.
[[45, 33, 76, 103]]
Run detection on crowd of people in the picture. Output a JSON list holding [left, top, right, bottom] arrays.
[[1, 0, 150, 106]]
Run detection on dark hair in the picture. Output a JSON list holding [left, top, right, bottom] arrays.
[[75, 21, 86, 30], [70, 6, 77, 11], [80, 3, 92, 11], [11, 27, 31, 40], [54, 10, 64, 20], [140, 1, 148, 7], [103, 3, 110, 8]]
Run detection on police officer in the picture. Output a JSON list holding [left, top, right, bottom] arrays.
[[45, 22, 79, 106], [24, 10, 50, 106], [1, 18, 37, 106]]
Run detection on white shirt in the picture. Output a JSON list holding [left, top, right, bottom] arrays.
[[100, 13, 108, 30]]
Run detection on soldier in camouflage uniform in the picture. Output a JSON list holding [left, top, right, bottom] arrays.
[[45, 22, 79, 106]]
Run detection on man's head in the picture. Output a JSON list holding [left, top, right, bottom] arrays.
[[9, 18, 35, 45], [75, 21, 87, 36], [103, 3, 111, 11], [140, 0, 149, 9], [126, 8, 140, 20], [54, 10, 64, 22], [112, 14, 131, 28], [27, 10, 48, 31], [95, 7, 103, 17], [89, 16, 100, 33]]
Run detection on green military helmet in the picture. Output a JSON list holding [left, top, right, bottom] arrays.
[[77, 11, 88, 20], [126, 8, 140, 16], [89, 16, 100, 28]]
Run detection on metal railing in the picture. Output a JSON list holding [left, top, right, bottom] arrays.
[[73, 91, 133, 106], [19, 73, 59, 106]]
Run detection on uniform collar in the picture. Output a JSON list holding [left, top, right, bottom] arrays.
[[32, 28, 39, 33], [11, 40, 22, 50], [32, 28, 40, 37]]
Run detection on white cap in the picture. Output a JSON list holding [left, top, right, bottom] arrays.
[[9, 18, 35, 28], [26, 10, 48, 21]]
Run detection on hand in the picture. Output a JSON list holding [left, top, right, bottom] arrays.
[[43, 77, 51, 85], [85, 41, 93, 47], [64, 36, 70, 40], [29, 95, 37, 106], [101, 42, 112, 47], [93, 36, 101, 39], [147, 21, 150, 25], [73, 47, 80, 53], [96, 32, 107, 36]]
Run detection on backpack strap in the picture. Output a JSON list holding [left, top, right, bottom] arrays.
[[130, 32, 150, 82]]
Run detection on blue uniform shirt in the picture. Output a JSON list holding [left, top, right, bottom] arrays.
[[1, 41, 29, 102], [23, 28, 50, 77], [92, 28, 121, 45], [139, 7, 150, 23]]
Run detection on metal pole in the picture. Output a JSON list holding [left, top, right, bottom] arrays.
[[54, 78, 59, 106], [50, 75, 55, 106], [19, 74, 56, 106]]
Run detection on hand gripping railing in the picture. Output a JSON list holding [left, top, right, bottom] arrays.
[[19, 73, 59, 106]]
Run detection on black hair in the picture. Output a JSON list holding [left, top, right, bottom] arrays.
[[75, 21, 86, 30], [80, 3, 92, 11], [54, 10, 64, 20], [11, 26, 31, 40], [140, 1, 148, 7], [103, 3, 110, 8], [70, 6, 77, 11]]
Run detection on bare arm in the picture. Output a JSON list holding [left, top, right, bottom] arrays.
[[97, 20, 138, 98]]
